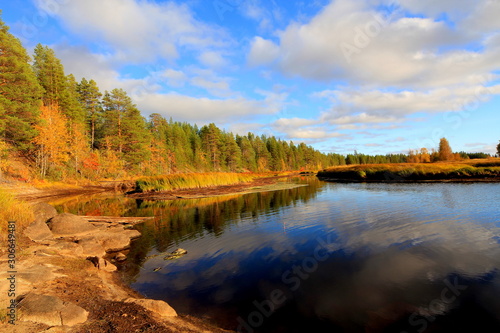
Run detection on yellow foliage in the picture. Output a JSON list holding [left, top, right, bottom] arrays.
[[0, 188, 34, 238], [34, 105, 70, 176]]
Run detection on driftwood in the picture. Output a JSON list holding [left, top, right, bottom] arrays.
[[79, 216, 154, 225]]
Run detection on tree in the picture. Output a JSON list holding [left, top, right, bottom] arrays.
[[101, 88, 150, 170], [32, 44, 66, 107], [77, 78, 102, 148], [33, 45, 85, 125], [200, 123, 222, 170], [497, 141, 500, 157], [34, 105, 70, 177], [438, 138, 453, 161], [0, 14, 42, 150]]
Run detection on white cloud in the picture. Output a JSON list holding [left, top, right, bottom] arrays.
[[38, 0, 228, 63], [248, 37, 280, 67], [163, 69, 188, 88], [134, 92, 283, 124], [198, 51, 227, 69], [248, 0, 500, 91]]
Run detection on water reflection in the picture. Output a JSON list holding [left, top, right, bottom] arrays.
[[55, 180, 500, 332]]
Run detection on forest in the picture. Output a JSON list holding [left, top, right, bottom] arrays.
[[0, 15, 492, 182]]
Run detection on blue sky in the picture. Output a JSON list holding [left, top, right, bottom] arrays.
[[2, 0, 499, 155]]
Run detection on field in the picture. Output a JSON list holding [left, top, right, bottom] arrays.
[[317, 159, 500, 182]]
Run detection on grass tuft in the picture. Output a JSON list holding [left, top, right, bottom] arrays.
[[135, 172, 260, 192], [0, 188, 34, 239]]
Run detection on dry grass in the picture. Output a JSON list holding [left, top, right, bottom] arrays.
[[135, 172, 263, 192], [0, 188, 34, 238], [318, 159, 500, 181]]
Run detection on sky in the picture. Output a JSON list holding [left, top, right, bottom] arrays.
[[2, 0, 500, 155]]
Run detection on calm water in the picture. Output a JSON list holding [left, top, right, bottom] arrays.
[[56, 178, 500, 332]]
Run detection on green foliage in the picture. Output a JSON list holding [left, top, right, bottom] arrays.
[[0, 15, 42, 150]]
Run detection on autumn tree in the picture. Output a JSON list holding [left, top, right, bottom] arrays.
[[0, 13, 42, 150], [438, 138, 453, 161], [34, 105, 70, 177]]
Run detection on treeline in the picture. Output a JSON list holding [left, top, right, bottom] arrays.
[[0, 16, 494, 181], [1, 16, 349, 180]]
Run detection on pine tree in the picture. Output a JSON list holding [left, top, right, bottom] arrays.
[[32, 44, 66, 107], [33, 44, 85, 125], [200, 123, 222, 170], [77, 78, 102, 148], [101, 88, 150, 170], [0, 14, 42, 150]]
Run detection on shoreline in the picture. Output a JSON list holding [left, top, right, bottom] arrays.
[[0, 176, 310, 332]]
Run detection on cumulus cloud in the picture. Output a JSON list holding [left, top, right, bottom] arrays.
[[37, 0, 228, 63], [134, 91, 285, 124]]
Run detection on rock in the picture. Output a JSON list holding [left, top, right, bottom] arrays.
[[17, 293, 88, 326], [123, 229, 141, 239], [32, 202, 58, 224], [77, 237, 107, 257], [124, 298, 177, 317], [164, 248, 187, 260], [86, 256, 117, 272], [114, 253, 127, 262], [16, 264, 66, 284], [47, 213, 96, 236], [98, 232, 131, 252], [51, 241, 84, 257], [24, 220, 54, 242]]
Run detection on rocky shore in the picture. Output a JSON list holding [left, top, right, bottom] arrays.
[[0, 203, 231, 332]]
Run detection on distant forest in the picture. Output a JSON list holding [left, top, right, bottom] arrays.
[[0, 16, 491, 181]]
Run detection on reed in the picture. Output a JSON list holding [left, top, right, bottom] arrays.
[[135, 172, 259, 192], [0, 188, 34, 237], [317, 161, 500, 181]]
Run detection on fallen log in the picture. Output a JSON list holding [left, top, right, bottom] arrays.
[[79, 216, 154, 225]]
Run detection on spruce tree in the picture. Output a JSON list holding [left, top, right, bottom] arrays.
[[0, 14, 42, 150]]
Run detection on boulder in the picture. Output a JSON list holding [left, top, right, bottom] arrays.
[[32, 202, 58, 224], [47, 213, 96, 236], [91, 231, 132, 252], [24, 220, 53, 242], [51, 241, 84, 257], [86, 256, 117, 272], [17, 293, 88, 326], [78, 237, 107, 257], [124, 298, 177, 317]]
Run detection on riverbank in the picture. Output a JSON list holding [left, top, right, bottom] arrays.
[[317, 160, 500, 182], [0, 203, 232, 332], [0, 175, 309, 332]]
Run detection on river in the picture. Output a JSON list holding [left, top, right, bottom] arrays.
[[55, 178, 500, 332]]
